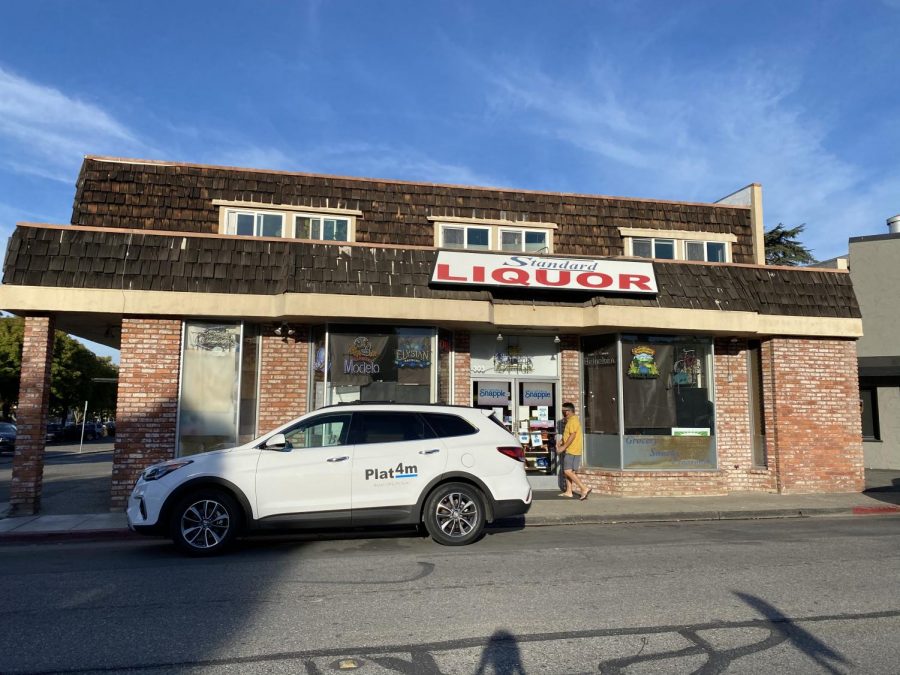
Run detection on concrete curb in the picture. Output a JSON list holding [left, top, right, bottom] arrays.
[[3, 504, 897, 545]]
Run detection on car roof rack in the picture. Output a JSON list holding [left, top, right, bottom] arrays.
[[319, 401, 479, 411]]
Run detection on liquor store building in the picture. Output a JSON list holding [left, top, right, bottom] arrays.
[[0, 157, 865, 513]]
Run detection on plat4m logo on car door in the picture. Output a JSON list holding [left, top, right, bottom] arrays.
[[365, 462, 419, 480], [351, 411, 449, 510]]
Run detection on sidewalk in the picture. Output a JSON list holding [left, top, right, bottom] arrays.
[[1, 471, 898, 543]]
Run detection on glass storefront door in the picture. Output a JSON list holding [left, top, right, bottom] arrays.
[[472, 378, 559, 474]]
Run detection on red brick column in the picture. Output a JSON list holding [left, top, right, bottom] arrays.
[[559, 335, 580, 408], [111, 318, 181, 509], [453, 331, 471, 405], [258, 326, 310, 433], [10, 316, 55, 515], [714, 338, 775, 492], [765, 338, 864, 493]]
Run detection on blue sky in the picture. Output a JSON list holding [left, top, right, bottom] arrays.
[[2, 0, 899, 358]]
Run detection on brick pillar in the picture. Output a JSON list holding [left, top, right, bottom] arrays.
[[559, 335, 580, 408], [764, 338, 864, 493], [111, 318, 181, 509], [714, 338, 775, 492], [760, 339, 780, 486], [453, 331, 471, 405], [258, 326, 310, 433], [10, 316, 55, 515]]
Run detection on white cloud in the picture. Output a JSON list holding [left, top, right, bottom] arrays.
[[0, 66, 147, 182], [477, 54, 899, 260], [206, 140, 497, 189]]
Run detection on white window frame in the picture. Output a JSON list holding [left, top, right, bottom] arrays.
[[216, 200, 360, 242], [620, 227, 735, 262], [294, 213, 353, 242], [499, 227, 549, 253], [226, 210, 285, 238], [439, 224, 492, 251], [432, 217, 556, 253]]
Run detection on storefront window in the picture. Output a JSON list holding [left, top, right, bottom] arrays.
[[621, 335, 716, 470], [470, 334, 559, 377], [327, 326, 434, 404], [582, 335, 620, 468], [178, 321, 259, 456]]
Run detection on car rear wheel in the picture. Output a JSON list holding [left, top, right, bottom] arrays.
[[423, 482, 486, 546], [170, 490, 240, 556]]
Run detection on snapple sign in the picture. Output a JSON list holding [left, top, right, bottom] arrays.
[[431, 251, 657, 294]]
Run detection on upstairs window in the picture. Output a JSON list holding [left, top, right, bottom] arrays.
[[218, 202, 359, 242], [227, 211, 284, 238], [500, 229, 548, 253], [686, 241, 727, 262], [623, 229, 733, 263], [295, 215, 350, 242], [436, 220, 555, 253], [632, 238, 675, 260], [440, 225, 491, 251]]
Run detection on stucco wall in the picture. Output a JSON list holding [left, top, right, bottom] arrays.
[[850, 235, 900, 358], [864, 385, 900, 469]]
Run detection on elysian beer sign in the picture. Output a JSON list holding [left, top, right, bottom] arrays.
[[431, 251, 657, 294]]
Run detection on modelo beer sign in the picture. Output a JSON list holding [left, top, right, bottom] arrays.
[[431, 251, 657, 294]]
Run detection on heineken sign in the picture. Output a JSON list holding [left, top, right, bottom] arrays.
[[431, 251, 657, 294]]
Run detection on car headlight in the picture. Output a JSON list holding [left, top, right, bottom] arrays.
[[142, 459, 193, 481]]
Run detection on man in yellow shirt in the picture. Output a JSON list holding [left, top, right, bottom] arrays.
[[557, 401, 592, 500]]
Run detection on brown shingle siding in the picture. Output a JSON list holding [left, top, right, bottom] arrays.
[[71, 158, 755, 261], [3, 226, 858, 319]]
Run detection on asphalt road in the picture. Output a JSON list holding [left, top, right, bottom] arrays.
[[1, 516, 898, 674], [0, 442, 114, 514]]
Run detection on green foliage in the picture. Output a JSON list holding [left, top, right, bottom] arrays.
[[0, 318, 24, 419], [764, 223, 815, 266], [0, 317, 118, 421]]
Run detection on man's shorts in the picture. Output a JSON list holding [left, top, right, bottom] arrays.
[[562, 453, 582, 471]]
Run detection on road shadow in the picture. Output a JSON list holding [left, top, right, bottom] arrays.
[[861, 469, 900, 506], [474, 629, 526, 675], [596, 591, 851, 674]]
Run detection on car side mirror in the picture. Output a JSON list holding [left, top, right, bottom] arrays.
[[264, 433, 292, 451]]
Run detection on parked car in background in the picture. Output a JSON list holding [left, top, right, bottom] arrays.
[[45, 423, 63, 443], [0, 422, 16, 453], [58, 422, 104, 442], [103, 420, 115, 437]]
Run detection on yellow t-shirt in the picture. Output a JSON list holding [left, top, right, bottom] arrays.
[[562, 414, 583, 456]]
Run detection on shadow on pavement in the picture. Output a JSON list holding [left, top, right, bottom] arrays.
[[862, 469, 900, 506]]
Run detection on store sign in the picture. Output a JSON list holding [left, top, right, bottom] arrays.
[[477, 381, 510, 406], [522, 382, 553, 406], [431, 251, 657, 294], [395, 334, 431, 369]]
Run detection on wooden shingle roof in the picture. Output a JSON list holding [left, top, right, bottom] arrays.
[[71, 157, 756, 262], [2, 225, 860, 319]]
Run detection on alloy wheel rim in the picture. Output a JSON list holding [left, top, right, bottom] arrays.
[[181, 499, 230, 549], [435, 492, 478, 538]]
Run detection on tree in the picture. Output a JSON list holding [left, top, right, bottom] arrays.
[[0, 317, 118, 421], [0, 318, 24, 419], [764, 223, 815, 266]]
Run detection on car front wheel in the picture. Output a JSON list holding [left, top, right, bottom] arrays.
[[423, 482, 486, 546], [170, 490, 240, 556]]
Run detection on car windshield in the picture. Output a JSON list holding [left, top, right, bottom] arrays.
[[0, 423, 16, 432]]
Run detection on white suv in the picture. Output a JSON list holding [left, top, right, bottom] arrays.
[[127, 403, 532, 554]]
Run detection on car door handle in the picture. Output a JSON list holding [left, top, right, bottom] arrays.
[[327, 456, 350, 462], [419, 448, 441, 455]]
